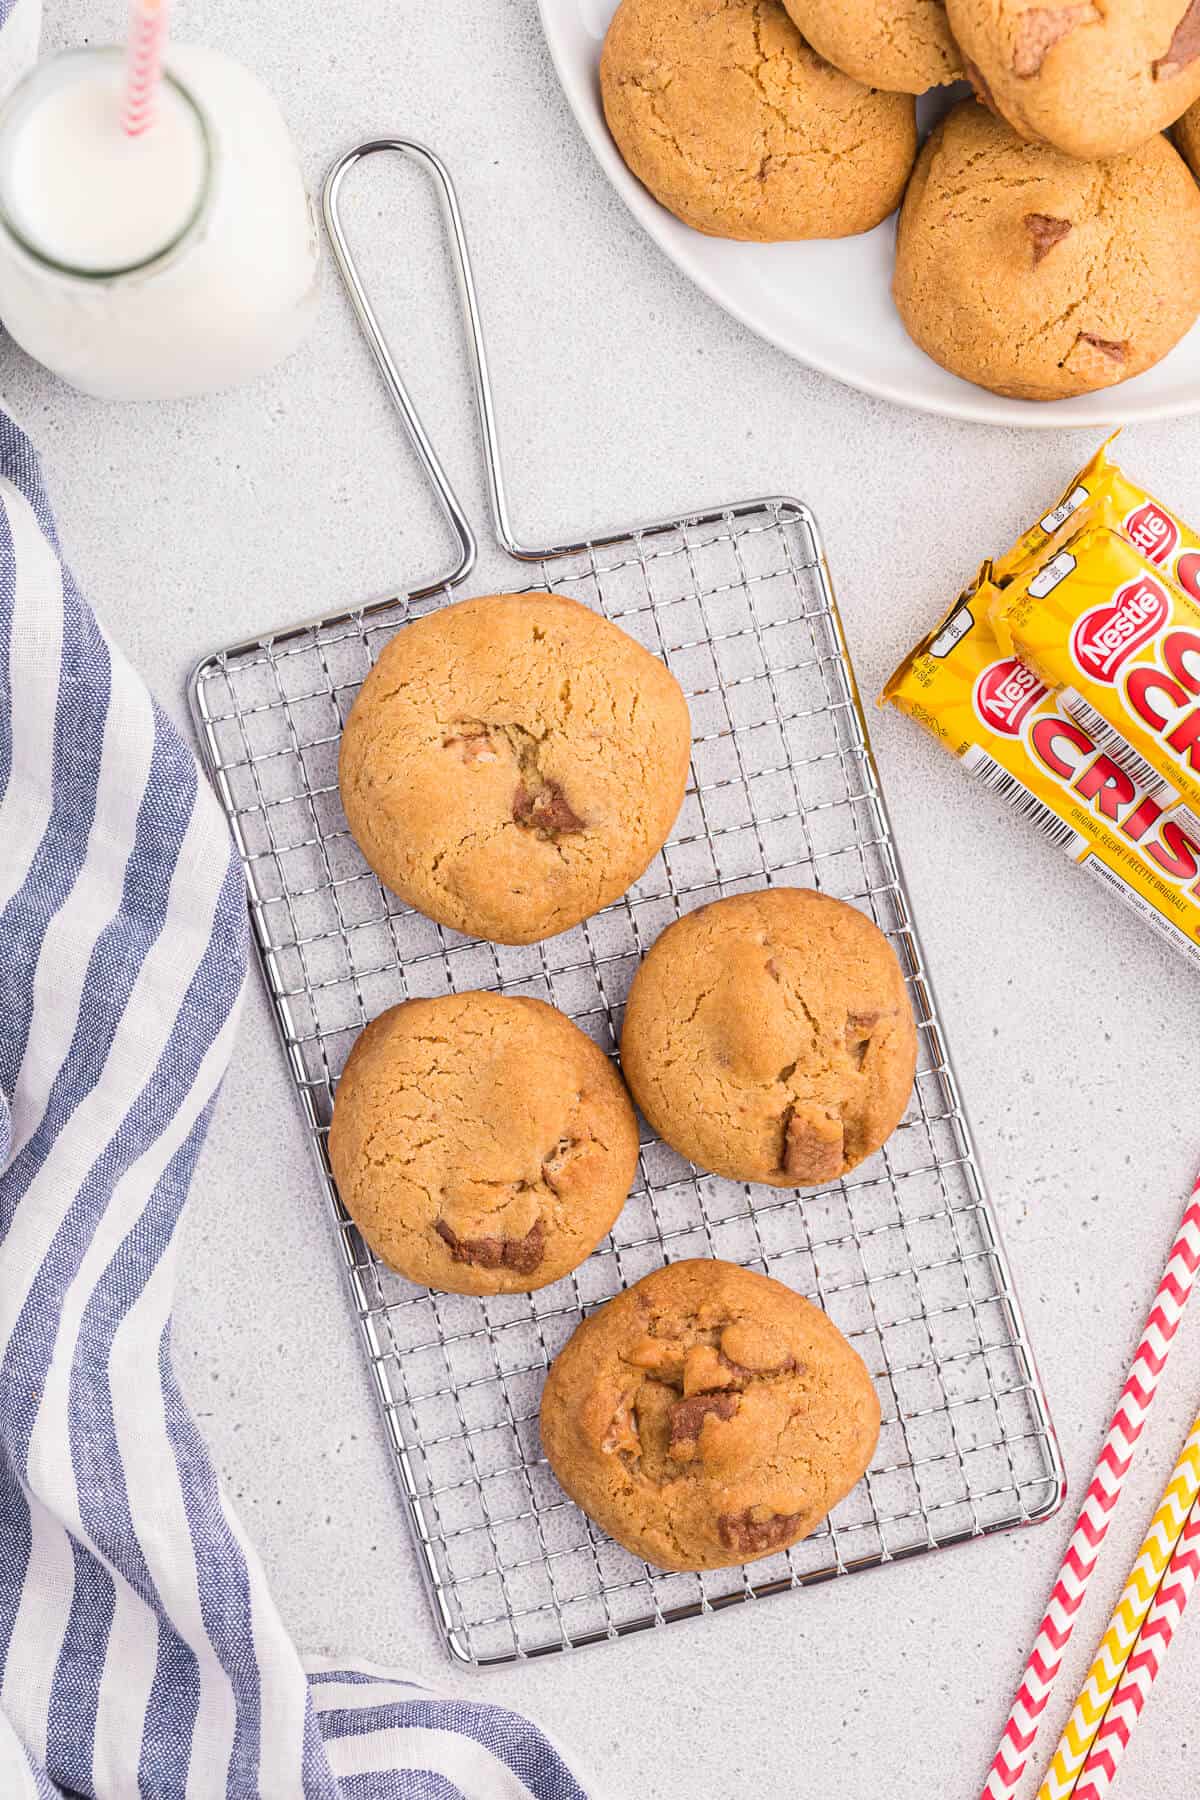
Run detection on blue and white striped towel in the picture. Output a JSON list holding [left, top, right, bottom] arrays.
[[0, 342, 588, 1800]]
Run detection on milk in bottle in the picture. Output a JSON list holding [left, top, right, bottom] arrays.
[[0, 44, 319, 398]]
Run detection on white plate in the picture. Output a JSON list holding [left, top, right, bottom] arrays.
[[538, 0, 1200, 427]]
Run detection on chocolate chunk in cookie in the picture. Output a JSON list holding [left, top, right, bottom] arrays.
[[1011, 5, 1098, 78], [434, 1216, 546, 1275], [668, 1391, 740, 1460], [1023, 212, 1072, 265], [718, 1508, 807, 1555], [1157, 0, 1200, 78], [512, 778, 585, 837]]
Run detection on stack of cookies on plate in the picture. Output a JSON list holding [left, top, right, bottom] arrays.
[[327, 589, 914, 1569], [599, 0, 1200, 400]]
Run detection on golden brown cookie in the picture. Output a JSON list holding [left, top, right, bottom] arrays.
[[339, 592, 691, 946], [893, 103, 1200, 401], [620, 887, 916, 1187], [947, 0, 1200, 160], [540, 1259, 880, 1570], [781, 0, 963, 92], [600, 0, 918, 241], [1177, 95, 1200, 175], [328, 992, 640, 1296]]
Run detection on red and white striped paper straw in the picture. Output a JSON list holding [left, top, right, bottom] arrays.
[[1071, 1497, 1200, 1800], [979, 1178, 1200, 1800], [122, 0, 168, 138]]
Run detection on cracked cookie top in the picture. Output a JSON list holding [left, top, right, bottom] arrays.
[[328, 991, 641, 1296], [892, 102, 1200, 403], [947, 0, 1200, 160], [338, 591, 691, 946], [599, 0, 917, 243], [540, 1259, 880, 1570], [781, 0, 962, 94], [620, 887, 916, 1188]]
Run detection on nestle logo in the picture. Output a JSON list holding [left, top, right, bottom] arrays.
[[973, 658, 1046, 736], [1070, 577, 1169, 682], [1124, 501, 1179, 566]]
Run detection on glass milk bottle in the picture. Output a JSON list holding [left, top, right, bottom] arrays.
[[0, 44, 319, 398]]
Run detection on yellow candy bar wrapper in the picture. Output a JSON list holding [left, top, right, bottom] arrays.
[[881, 572, 1200, 970], [992, 526, 1200, 835], [994, 433, 1200, 600]]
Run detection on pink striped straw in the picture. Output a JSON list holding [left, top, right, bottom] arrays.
[[1074, 1497, 1200, 1800], [121, 0, 168, 138], [979, 1178, 1200, 1800]]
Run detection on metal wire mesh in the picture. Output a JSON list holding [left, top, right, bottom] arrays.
[[190, 497, 1064, 1665]]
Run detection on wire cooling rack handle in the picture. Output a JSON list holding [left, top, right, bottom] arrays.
[[322, 138, 531, 566], [322, 142, 476, 587]]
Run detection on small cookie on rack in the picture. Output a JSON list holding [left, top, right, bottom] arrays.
[[620, 887, 916, 1187], [599, 0, 918, 241], [328, 991, 640, 1296], [339, 591, 691, 946], [946, 0, 1200, 161], [780, 0, 963, 94], [540, 1259, 880, 1571], [893, 103, 1200, 401]]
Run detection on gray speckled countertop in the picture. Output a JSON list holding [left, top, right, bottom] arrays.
[[14, 3, 1200, 1795]]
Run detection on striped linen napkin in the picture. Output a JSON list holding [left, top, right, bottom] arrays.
[[0, 411, 591, 1789]]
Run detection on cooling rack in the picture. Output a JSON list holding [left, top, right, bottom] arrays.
[[188, 140, 1065, 1665]]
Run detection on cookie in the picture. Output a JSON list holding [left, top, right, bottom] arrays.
[[893, 103, 1200, 401], [781, 0, 963, 93], [339, 592, 691, 946], [540, 1259, 880, 1570], [1177, 96, 1200, 175], [620, 887, 916, 1188], [600, 0, 918, 241], [328, 992, 640, 1296], [947, 0, 1200, 161]]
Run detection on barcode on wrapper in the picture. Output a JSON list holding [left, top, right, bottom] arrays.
[[1060, 690, 1163, 791], [1060, 689, 1200, 840], [961, 744, 1088, 856]]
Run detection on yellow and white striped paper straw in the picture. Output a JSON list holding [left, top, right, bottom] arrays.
[[1075, 1494, 1200, 1800], [1036, 1416, 1200, 1800]]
